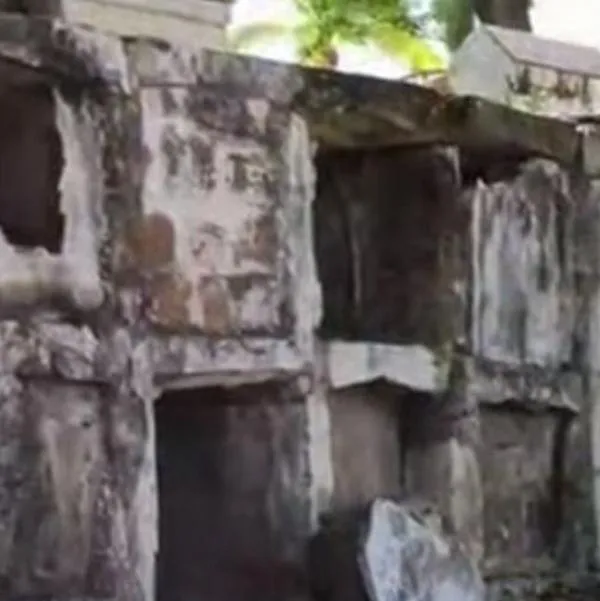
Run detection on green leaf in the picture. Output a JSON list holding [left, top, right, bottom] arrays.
[[371, 24, 446, 71], [227, 21, 295, 51]]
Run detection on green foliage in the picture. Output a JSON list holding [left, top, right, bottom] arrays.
[[228, 0, 444, 71]]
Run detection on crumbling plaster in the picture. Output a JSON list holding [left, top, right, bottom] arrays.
[[0, 88, 104, 311], [0, 11, 599, 601], [0, 19, 330, 601]]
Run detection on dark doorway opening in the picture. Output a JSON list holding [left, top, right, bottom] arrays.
[[0, 83, 64, 253], [155, 384, 309, 601]]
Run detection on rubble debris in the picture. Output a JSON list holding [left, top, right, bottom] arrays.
[[309, 498, 484, 601]]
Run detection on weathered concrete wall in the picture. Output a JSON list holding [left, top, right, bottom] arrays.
[[315, 147, 598, 581], [467, 159, 597, 578], [0, 0, 233, 50], [0, 80, 104, 312], [471, 159, 576, 368], [327, 384, 402, 511], [313, 145, 481, 561], [0, 14, 598, 601], [122, 80, 284, 334], [0, 323, 156, 601], [402, 363, 484, 563], [479, 405, 561, 572], [115, 42, 320, 353], [156, 383, 310, 601], [581, 179, 600, 569], [0, 23, 323, 601]]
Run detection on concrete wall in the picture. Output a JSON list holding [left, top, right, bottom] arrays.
[[0, 26, 323, 601], [315, 144, 599, 581], [506, 65, 600, 119], [471, 160, 575, 368], [61, 0, 232, 50], [467, 159, 597, 576], [0, 14, 598, 601], [450, 28, 600, 119], [327, 384, 402, 511], [479, 405, 561, 572], [449, 27, 516, 104]]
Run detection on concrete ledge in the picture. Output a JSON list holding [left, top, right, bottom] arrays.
[[65, 0, 233, 26], [469, 359, 581, 413], [0, 15, 585, 165], [68, 0, 231, 26], [62, 0, 227, 49], [325, 341, 443, 392]]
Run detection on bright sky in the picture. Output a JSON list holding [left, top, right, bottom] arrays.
[[231, 0, 600, 78]]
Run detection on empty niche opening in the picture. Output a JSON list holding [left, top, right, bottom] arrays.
[[326, 382, 405, 511], [0, 0, 61, 15], [313, 145, 459, 344], [459, 146, 532, 187], [478, 403, 565, 570], [155, 384, 309, 601], [0, 82, 65, 254]]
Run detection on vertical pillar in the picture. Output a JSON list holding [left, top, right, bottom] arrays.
[[0, 327, 158, 601], [404, 355, 484, 562]]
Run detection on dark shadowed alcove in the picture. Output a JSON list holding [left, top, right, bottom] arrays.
[[155, 383, 310, 601], [0, 79, 64, 253]]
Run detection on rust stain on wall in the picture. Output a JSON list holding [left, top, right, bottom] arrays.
[[138, 84, 285, 334], [148, 271, 192, 329], [125, 212, 175, 271], [197, 276, 234, 335]]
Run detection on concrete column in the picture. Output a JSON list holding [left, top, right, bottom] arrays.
[[403, 357, 484, 563]]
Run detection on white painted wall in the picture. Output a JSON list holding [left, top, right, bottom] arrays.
[[507, 65, 600, 119], [451, 28, 600, 119], [449, 28, 517, 104], [61, 0, 233, 50]]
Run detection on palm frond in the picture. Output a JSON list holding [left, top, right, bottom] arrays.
[[371, 25, 446, 71]]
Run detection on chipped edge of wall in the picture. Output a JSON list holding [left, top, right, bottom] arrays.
[[0, 90, 103, 312]]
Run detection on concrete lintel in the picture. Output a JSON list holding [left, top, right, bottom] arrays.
[[151, 336, 306, 381], [157, 369, 301, 392], [123, 40, 581, 162], [469, 362, 581, 414], [325, 340, 443, 393]]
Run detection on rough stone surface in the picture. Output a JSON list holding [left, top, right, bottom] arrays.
[[470, 159, 576, 368], [479, 405, 562, 572], [403, 360, 484, 564], [309, 500, 484, 601], [0, 327, 154, 601], [360, 500, 484, 601], [0, 14, 597, 601], [0, 20, 320, 601], [126, 82, 288, 334], [327, 384, 402, 512], [466, 158, 597, 577]]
